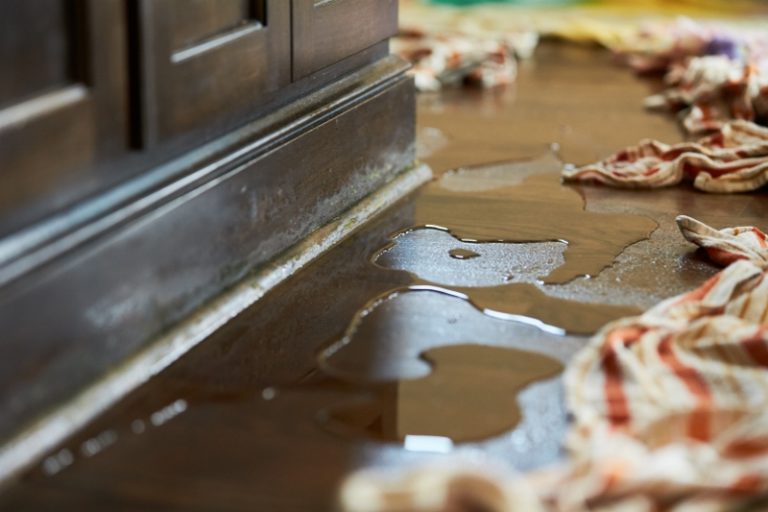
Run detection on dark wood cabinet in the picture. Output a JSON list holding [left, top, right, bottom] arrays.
[[292, 0, 399, 79], [0, 0, 128, 235], [135, 0, 290, 145], [0, 0, 415, 480]]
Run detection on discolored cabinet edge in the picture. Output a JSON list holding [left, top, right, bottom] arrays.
[[0, 60, 416, 473]]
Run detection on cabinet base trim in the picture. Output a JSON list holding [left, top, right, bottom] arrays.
[[0, 162, 431, 486]]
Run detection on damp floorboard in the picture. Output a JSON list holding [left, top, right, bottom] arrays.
[[2, 41, 768, 511]]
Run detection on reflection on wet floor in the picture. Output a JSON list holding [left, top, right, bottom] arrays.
[[315, 289, 576, 452], [319, 289, 580, 383], [438, 152, 563, 192], [321, 344, 562, 443], [368, 155, 649, 334], [376, 228, 565, 286], [448, 283, 638, 334], [413, 153, 658, 284]]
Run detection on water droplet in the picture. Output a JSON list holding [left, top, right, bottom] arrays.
[[80, 430, 117, 457], [42, 448, 74, 476], [131, 420, 146, 434], [448, 248, 480, 260], [150, 399, 188, 427]]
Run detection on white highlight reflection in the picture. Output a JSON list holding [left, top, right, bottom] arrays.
[[403, 435, 454, 453]]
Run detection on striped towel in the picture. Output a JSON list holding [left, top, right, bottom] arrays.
[[643, 56, 768, 134], [340, 217, 768, 512], [562, 120, 768, 192], [607, 18, 768, 134], [677, 215, 768, 267], [392, 25, 538, 92], [546, 216, 768, 511]]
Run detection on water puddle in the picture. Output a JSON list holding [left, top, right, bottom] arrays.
[[320, 344, 562, 442], [450, 282, 637, 334], [439, 153, 562, 192], [311, 154, 653, 449], [315, 290, 571, 445], [413, 154, 658, 284], [318, 289, 579, 382], [376, 228, 565, 287], [372, 233, 636, 334], [362, 154, 654, 334]]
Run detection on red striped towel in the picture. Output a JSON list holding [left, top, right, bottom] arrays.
[[562, 120, 768, 192], [340, 217, 768, 512], [677, 215, 768, 267], [553, 217, 768, 511], [643, 56, 768, 135]]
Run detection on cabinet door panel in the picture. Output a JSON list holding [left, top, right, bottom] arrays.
[[292, 0, 398, 79], [0, 0, 71, 108], [0, 0, 128, 237], [137, 0, 290, 145], [169, 0, 251, 49]]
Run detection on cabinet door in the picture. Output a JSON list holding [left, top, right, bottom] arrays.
[[0, 0, 128, 236], [291, 0, 398, 80], [136, 0, 290, 145]]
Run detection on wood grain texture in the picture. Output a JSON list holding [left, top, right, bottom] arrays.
[[0, 2, 394, 238], [137, 0, 290, 145], [0, 0, 128, 237], [0, 0, 70, 108], [167, 0, 251, 50], [292, 0, 398, 79]]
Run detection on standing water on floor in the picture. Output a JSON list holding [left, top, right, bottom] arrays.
[[321, 344, 562, 442], [413, 153, 658, 284], [313, 153, 657, 444]]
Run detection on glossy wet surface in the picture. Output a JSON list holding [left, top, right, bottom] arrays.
[[322, 344, 563, 443], [414, 154, 658, 284], [377, 228, 566, 286], [2, 42, 768, 511]]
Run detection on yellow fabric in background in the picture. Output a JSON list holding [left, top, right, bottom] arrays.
[[402, 0, 768, 50]]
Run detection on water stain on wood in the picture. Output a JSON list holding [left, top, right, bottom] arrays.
[[414, 154, 658, 284], [321, 344, 563, 442]]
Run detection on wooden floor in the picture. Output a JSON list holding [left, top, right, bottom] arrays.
[[1, 41, 767, 511]]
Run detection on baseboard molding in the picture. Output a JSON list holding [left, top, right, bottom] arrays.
[[0, 58, 416, 455], [0, 162, 431, 486]]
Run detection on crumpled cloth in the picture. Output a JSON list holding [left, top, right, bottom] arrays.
[[608, 17, 768, 133], [398, 7, 768, 129], [562, 120, 768, 192], [677, 215, 768, 267], [341, 462, 545, 512], [610, 18, 767, 72], [559, 220, 768, 510], [644, 56, 768, 134], [340, 217, 768, 512], [392, 28, 537, 92]]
